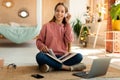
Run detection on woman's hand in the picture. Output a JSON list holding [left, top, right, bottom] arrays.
[[65, 13, 71, 24], [67, 43, 71, 52], [41, 46, 49, 53]]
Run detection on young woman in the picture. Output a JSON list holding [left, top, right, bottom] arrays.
[[36, 2, 86, 72]]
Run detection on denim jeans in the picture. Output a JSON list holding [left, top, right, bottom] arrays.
[[36, 51, 83, 69]]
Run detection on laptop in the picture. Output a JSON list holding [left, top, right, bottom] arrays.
[[72, 57, 111, 78]]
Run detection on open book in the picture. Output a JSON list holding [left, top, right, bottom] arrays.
[[46, 49, 77, 63]]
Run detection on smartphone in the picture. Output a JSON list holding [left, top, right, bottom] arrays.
[[31, 74, 44, 79], [65, 13, 68, 18]]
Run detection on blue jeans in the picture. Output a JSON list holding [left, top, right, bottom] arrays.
[[36, 51, 83, 69]]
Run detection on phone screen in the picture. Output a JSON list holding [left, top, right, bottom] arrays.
[[31, 74, 44, 79]]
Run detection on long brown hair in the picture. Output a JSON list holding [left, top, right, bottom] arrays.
[[49, 2, 68, 25]]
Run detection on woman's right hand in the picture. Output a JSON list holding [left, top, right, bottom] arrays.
[[41, 46, 49, 53], [65, 13, 71, 24]]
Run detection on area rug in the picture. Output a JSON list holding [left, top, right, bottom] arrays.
[[67, 78, 120, 80], [80, 78, 120, 80], [0, 65, 120, 80]]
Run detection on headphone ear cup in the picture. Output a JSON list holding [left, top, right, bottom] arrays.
[[7, 63, 17, 69]]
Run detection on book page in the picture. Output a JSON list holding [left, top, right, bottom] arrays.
[[48, 49, 57, 58], [47, 49, 77, 63], [59, 53, 77, 62], [46, 53, 62, 63]]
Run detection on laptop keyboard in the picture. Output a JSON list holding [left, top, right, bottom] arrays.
[[73, 71, 89, 77]]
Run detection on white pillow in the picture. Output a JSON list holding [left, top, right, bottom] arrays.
[[0, 23, 9, 27], [10, 22, 20, 27]]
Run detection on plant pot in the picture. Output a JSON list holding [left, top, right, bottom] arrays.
[[112, 20, 120, 30]]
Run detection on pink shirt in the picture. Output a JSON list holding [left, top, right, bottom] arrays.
[[36, 22, 74, 55]]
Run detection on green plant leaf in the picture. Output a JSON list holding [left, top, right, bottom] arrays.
[[72, 18, 82, 38], [110, 4, 120, 20]]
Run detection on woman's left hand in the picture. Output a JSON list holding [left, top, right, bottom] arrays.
[[65, 13, 71, 24]]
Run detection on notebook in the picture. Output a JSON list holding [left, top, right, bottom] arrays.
[[72, 57, 111, 78]]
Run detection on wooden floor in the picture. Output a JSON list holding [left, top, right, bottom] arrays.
[[0, 39, 120, 70], [0, 65, 120, 80]]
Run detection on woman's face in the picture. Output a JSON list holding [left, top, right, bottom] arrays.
[[54, 5, 66, 23]]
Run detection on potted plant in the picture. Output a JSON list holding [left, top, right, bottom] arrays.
[[79, 26, 89, 47], [72, 18, 82, 38], [110, 3, 120, 30], [72, 18, 89, 47]]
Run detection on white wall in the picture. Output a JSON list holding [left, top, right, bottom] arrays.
[[69, 0, 88, 23], [69, 0, 106, 47], [37, 0, 42, 30]]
